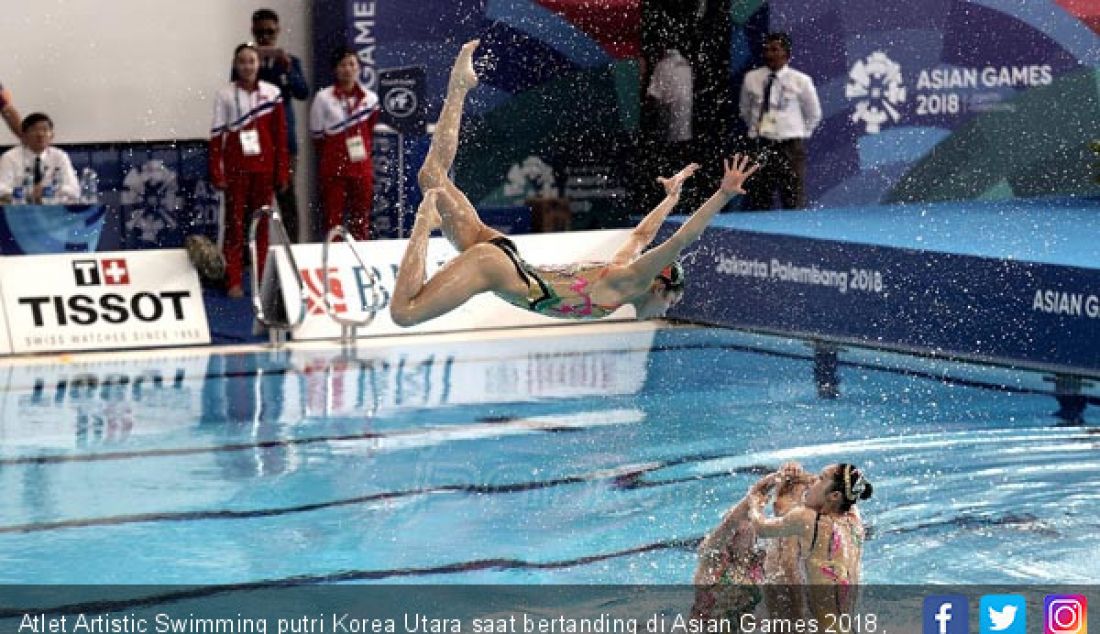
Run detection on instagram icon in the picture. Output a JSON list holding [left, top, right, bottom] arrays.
[[1045, 595, 1088, 634]]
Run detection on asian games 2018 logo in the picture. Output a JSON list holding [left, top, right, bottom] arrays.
[[846, 51, 907, 134]]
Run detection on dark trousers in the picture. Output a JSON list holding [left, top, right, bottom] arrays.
[[743, 138, 807, 210], [275, 155, 302, 242]]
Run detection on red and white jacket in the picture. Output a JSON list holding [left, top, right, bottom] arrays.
[[209, 79, 289, 186], [309, 83, 380, 179]]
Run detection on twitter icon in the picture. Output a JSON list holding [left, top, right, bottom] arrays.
[[981, 595, 1027, 634]]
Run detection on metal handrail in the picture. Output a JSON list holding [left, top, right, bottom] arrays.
[[321, 225, 386, 341], [248, 206, 308, 338]]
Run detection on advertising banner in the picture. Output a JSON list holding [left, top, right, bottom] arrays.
[[273, 230, 636, 341], [753, 0, 1100, 206], [379, 66, 427, 136], [0, 250, 210, 354], [669, 225, 1100, 376]]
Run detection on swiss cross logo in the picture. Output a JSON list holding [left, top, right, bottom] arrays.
[[301, 268, 347, 316], [100, 259, 130, 285], [72, 258, 131, 286]]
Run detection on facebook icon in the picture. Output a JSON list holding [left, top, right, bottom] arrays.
[[925, 596, 970, 634]]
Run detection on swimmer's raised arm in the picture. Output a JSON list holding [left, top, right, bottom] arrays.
[[749, 500, 813, 538], [611, 163, 699, 266], [616, 155, 758, 291]]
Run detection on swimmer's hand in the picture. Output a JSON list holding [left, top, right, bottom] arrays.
[[658, 163, 700, 196], [749, 472, 779, 500], [719, 153, 760, 196], [778, 461, 811, 486]]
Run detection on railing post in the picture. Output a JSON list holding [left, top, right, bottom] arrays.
[[249, 205, 307, 346], [321, 225, 386, 344]]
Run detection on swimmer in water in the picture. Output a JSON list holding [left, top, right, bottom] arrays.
[[748, 464, 873, 621], [692, 473, 774, 619], [692, 463, 814, 620], [763, 462, 816, 618], [390, 40, 760, 327]]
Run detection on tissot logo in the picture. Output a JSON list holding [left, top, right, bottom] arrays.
[[18, 292, 192, 327], [73, 258, 130, 287]]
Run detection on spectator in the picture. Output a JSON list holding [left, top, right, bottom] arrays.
[[210, 43, 290, 298], [0, 81, 20, 139], [0, 113, 79, 204], [309, 46, 380, 241], [739, 32, 821, 210], [244, 8, 309, 242]]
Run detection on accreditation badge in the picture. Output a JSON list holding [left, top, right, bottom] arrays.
[[758, 112, 779, 137], [346, 135, 367, 162], [240, 129, 262, 156]]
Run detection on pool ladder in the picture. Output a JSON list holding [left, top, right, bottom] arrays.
[[321, 225, 385, 344], [248, 205, 307, 347]]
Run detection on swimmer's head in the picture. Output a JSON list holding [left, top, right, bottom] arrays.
[[635, 261, 685, 319], [803, 463, 873, 513], [656, 260, 685, 293]]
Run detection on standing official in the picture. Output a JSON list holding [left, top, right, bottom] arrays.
[[739, 33, 821, 210], [310, 47, 380, 241], [210, 43, 290, 298], [247, 8, 309, 241]]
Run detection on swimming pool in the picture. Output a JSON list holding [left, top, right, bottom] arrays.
[[0, 322, 1096, 586]]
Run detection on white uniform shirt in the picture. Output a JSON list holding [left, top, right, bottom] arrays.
[[647, 49, 694, 143], [739, 64, 822, 140], [0, 145, 80, 202], [210, 79, 283, 136], [309, 83, 380, 139]]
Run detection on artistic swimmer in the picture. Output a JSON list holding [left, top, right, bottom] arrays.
[[390, 40, 759, 327], [748, 463, 873, 620], [692, 463, 814, 619]]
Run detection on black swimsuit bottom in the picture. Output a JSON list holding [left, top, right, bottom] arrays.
[[487, 237, 555, 310]]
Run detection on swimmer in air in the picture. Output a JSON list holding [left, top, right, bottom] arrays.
[[390, 40, 759, 327]]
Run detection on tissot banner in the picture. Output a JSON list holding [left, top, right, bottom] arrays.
[[272, 230, 636, 341], [0, 250, 210, 354]]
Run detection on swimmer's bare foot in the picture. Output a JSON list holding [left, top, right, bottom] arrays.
[[451, 39, 480, 90], [658, 162, 700, 196], [417, 189, 443, 231]]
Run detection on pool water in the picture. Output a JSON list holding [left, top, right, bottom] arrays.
[[0, 323, 1096, 585]]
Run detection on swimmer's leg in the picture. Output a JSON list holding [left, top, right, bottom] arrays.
[[390, 189, 522, 327], [417, 39, 499, 252]]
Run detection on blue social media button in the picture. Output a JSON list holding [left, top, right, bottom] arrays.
[[981, 595, 1026, 634], [925, 595, 970, 634]]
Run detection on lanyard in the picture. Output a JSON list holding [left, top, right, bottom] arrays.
[[338, 87, 361, 137], [235, 86, 258, 130]]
